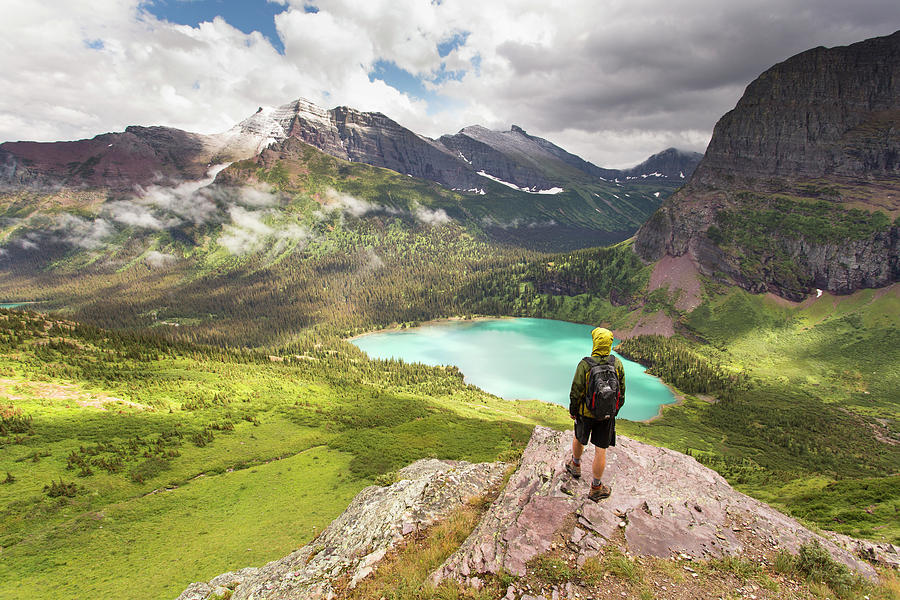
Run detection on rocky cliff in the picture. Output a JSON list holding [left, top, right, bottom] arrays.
[[177, 427, 896, 600], [635, 31, 900, 299]]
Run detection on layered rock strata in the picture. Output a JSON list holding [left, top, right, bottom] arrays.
[[635, 30, 900, 298], [179, 427, 888, 600]]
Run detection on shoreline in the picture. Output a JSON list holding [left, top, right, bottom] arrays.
[[639, 390, 686, 423], [348, 315, 687, 424], [345, 315, 512, 341]]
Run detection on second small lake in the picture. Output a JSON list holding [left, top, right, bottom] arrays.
[[351, 317, 676, 421]]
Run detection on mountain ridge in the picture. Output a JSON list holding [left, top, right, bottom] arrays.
[[634, 29, 900, 299], [0, 97, 701, 195]]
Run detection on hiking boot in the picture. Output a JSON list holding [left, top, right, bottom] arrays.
[[588, 482, 611, 502], [565, 458, 581, 479]]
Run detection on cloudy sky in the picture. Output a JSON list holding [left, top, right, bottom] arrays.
[[1, 1, 897, 168]]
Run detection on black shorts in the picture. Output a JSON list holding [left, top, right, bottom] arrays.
[[574, 416, 616, 448]]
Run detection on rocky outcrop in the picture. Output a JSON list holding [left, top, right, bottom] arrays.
[[244, 100, 484, 190], [695, 31, 900, 184], [180, 427, 886, 600], [176, 458, 507, 600], [635, 30, 900, 298], [433, 427, 876, 585], [439, 125, 616, 191], [2, 93, 699, 202]]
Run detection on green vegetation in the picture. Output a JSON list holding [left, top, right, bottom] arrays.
[[340, 494, 503, 600], [0, 140, 897, 597], [775, 541, 866, 599], [620, 285, 900, 542], [707, 193, 895, 296], [0, 310, 568, 599], [715, 195, 892, 245]]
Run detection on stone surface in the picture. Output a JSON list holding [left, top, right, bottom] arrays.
[[621, 148, 703, 181], [175, 458, 507, 600], [826, 532, 900, 569], [635, 30, 900, 298], [433, 426, 877, 585], [696, 31, 900, 183]]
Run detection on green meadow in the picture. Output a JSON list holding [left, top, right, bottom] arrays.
[[0, 311, 568, 599], [619, 284, 900, 543]]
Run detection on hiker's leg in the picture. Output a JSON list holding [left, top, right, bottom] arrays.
[[572, 436, 584, 461], [592, 447, 606, 481]]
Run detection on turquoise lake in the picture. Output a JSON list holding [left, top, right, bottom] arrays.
[[351, 317, 676, 421]]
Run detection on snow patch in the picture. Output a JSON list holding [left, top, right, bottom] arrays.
[[457, 151, 472, 165], [627, 172, 667, 180], [475, 170, 563, 194]]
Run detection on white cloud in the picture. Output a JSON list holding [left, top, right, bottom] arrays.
[[107, 200, 170, 230], [53, 213, 114, 249], [145, 250, 177, 268], [316, 188, 450, 226], [318, 188, 378, 218], [237, 184, 280, 207], [0, 0, 897, 169], [218, 206, 308, 255], [412, 204, 451, 226], [139, 182, 221, 226]]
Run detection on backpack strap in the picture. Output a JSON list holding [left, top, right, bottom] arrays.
[[583, 356, 599, 368]]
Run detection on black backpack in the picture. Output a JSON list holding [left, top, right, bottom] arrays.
[[582, 355, 621, 420]]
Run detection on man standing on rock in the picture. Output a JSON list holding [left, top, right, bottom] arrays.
[[566, 327, 625, 502]]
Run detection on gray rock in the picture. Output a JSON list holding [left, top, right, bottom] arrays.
[[175, 582, 212, 600], [635, 31, 900, 297], [175, 458, 507, 600], [825, 532, 900, 569], [433, 426, 877, 584]]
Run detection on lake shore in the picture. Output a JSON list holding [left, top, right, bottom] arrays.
[[346, 315, 511, 341], [350, 316, 681, 422]]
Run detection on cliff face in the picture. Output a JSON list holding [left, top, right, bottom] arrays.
[[264, 101, 481, 190], [695, 32, 900, 185], [635, 31, 900, 299]]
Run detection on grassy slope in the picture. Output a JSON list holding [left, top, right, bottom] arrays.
[[620, 284, 900, 543], [0, 311, 569, 600]]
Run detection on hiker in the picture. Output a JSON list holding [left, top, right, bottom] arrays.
[[565, 327, 625, 501]]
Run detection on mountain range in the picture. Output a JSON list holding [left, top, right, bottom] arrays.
[[1, 98, 700, 192], [0, 98, 701, 256]]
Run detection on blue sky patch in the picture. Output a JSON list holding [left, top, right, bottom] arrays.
[[437, 31, 469, 57], [142, 0, 287, 54], [84, 39, 105, 50], [368, 60, 462, 116]]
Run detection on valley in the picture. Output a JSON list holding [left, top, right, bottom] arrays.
[[0, 26, 898, 600]]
